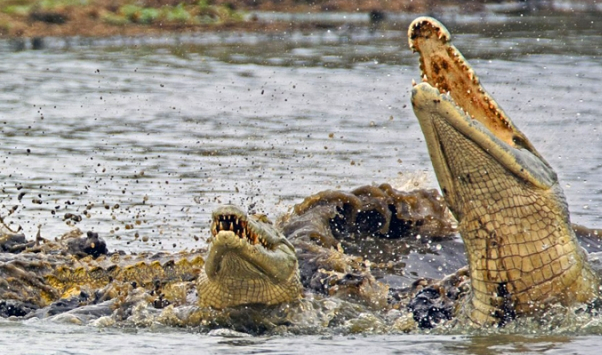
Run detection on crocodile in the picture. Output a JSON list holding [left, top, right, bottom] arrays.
[[198, 205, 302, 308], [0, 205, 302, 317], [407, 16, 600, 325]]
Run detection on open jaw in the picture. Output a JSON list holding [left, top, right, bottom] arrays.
[[197, 205, 302, 309], [408, 17, 599, 325], [210, 206, 270, 248]]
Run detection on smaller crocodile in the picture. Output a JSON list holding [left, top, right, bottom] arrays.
[[198, 205, 302, 308], [0, 205, 303, 316]]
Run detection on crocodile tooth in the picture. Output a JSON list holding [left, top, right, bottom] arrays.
[[219, 221, 224, 230], [412, 79, 417, 87]]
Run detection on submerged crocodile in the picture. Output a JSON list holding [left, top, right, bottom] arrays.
[[0, 206, 302, 317], [280, 182, 463, 308], [407, 16, 599, 325]]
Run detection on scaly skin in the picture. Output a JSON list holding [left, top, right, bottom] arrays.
[[0, 206, 302, 314], [408, 17, 599, 325], [279, 183, 463, 310], [0, 230, 204, 309], [198, 205, 302, 309]]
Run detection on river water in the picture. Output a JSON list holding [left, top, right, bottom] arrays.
[[0, 12, 602, 354]]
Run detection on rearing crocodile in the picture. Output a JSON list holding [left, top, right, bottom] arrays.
[[408, 16, 599, 325]]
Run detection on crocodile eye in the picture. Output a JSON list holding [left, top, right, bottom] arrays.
[[512, 135, 528, 150], [512, 135, 541, 158]]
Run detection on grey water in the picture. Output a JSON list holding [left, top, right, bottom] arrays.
[[1, 13, 602, 354]]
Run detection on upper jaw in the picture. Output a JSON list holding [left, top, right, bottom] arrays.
[[211, 205, 266, 247], [407, 16, 546, 163], [408, 17, 558, 198]]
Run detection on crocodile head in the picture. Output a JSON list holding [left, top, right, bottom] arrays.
[[408, 17, 599, 325], [197, 205, 302, 309]]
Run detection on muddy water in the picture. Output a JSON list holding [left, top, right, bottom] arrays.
[[1, 13, 602, 354]]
